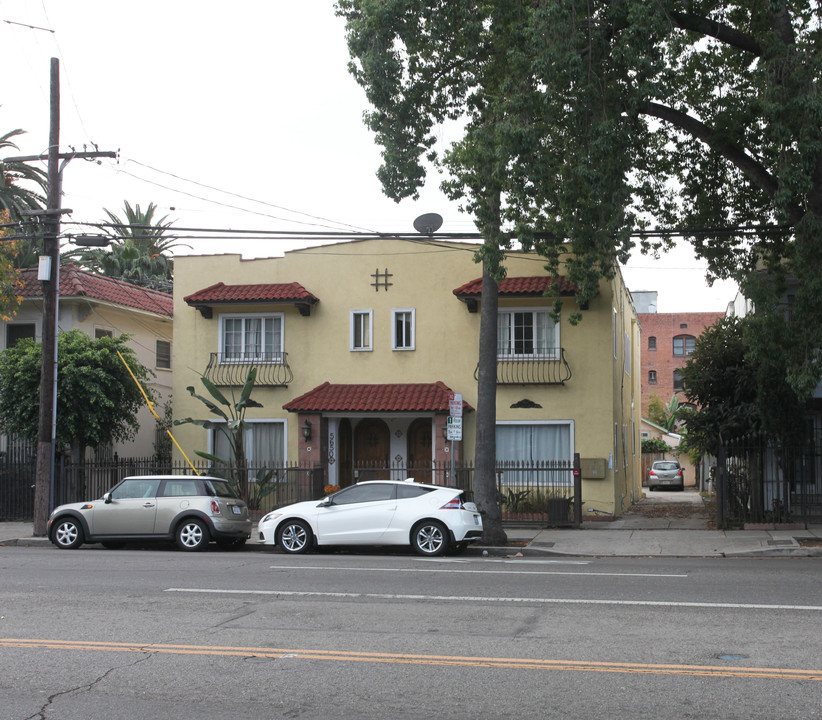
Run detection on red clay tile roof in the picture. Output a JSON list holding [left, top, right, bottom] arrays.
[[283, 382, 473, 413], [184, 282, 318, 305], [17, 264, 172, 316], [453, 275, 577, 298]]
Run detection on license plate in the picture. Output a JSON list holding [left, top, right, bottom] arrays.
[[231, 506, 242, 515]]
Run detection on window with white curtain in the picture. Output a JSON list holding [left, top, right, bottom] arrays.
[[220, 314, 283, 362], [212, 421, 285, 470], [497, 308, 558, 358], [496, 422, 572, 486]]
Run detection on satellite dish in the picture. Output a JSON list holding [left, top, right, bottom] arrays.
[[413, 213, 443, 236]]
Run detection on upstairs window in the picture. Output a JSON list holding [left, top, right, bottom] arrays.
[[220, 314, 283, 363], [351, 310, 373, 351], [156, 340, 171, 369], [497, 309, 558, 359], [673, 369, 684, 391], [673, 335, 695, 356], [649, 370, 657, 384], [392, 308, 415, 350], [648, 336, 657, 351]]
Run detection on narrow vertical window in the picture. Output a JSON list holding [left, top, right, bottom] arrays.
[[351, 310, 373, 351], [392, 308, 415, 350], [156, 340, 171, 369]]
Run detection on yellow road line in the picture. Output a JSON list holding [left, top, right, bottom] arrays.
[[1, 638, 820, 681]]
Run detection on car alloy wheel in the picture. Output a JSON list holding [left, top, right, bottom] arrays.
[[278, 520, 311, 553], [176, 519, 209, 552], [53, 519, 84, 549], [412, 520, 449, 556]]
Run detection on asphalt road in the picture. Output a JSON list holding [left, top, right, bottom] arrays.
[[1, 546, 820, 720]]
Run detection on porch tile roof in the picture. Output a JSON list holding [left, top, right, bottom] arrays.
[[184, 281, 318, 305], [18, 264, 172, 316], [452, 275, 577, 298], [283, 382, 473, 413]]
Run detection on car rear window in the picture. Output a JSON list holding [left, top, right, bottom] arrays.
[[654, 462, 679, 471], [205, 480, 241, 498], [397, 484, 435, 499]]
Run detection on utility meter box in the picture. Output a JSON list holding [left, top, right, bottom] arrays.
[[580, 458, 607, 479]]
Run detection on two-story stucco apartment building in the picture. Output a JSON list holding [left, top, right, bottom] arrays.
[[172, 238, 642, 518], [1, 264, 173, 458]]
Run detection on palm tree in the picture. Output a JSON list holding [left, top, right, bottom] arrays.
[[0, 128, 47, 219], [68, 201, 186, 291]]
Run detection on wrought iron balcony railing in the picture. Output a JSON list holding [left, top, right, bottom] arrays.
[[203, 352, 293, 387], [474, 348, 572, 385]]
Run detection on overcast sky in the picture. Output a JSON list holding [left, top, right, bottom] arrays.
[[1, 0, 736, 313]]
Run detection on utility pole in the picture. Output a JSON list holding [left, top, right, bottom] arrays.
[[17, 58, 117, 535]]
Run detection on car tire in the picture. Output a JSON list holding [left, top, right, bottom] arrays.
[[412, 520, 449, 557], [277, 520, 312, 554], [176, 518, 209, 552], [53, 518, 84, 549]]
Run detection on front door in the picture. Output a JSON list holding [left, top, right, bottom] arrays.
[[407, 418, 433, 482], [354, 418, 390, 480]]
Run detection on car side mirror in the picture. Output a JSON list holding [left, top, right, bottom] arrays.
[[103, 492, 112, 504], [318, 497, 333, 507]]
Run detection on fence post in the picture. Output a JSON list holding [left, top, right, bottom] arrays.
[[717, 445, 727, 530], [573, 452, 582, 528]]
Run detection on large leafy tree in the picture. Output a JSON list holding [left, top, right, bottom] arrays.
[[0, 330, 152, 459], [68, 201, 182, 291], [337, 0, 822, 537], [679, 317, 805, 457]]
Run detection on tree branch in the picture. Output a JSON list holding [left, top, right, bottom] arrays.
[[639, 100, 803, 225], [668, 12, 762, 55]]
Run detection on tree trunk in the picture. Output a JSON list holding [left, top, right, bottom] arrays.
[[474, 264, 507, 545]]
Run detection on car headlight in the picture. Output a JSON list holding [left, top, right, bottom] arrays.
[[260, 512, 282, 525]]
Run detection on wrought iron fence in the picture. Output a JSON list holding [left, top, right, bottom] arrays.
[[352, 458, 578, 526], [718, 435, 822, 528], [1, 452, 579, 526]]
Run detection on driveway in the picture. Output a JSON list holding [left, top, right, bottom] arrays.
[[617, 488, 713, 529]]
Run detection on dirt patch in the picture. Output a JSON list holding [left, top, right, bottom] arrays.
[[797, 538, 822, 548], [625, 501, 710, 520]]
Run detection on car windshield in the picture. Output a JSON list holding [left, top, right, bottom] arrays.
[[205, 480, 241, 498]]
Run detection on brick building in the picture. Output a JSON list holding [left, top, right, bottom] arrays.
[[634, 291, 724, 419]]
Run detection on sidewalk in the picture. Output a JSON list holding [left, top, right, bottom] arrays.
[[3, 518, 821, 557]]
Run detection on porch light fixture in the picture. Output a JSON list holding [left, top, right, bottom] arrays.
[[302, 419, 312, 441]]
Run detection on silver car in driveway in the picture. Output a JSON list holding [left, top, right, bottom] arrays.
[[647, 461, 685, 491], [48, 475, 252, 551]]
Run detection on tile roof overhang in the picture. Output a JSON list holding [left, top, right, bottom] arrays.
[[283, 382, 473, 414], [17, 264, 172, 316], [452, 275, 578, 312], [184, 282, 319, 318]]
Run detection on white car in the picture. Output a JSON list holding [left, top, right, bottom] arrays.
[[258, 479, 483, 556]]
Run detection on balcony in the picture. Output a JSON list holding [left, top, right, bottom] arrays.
[[475, 348, 572, 385], [203, 352, 293, 387]]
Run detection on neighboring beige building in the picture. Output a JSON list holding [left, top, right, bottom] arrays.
[[172, 238, 642, 518], [1, 265, 173, 457]]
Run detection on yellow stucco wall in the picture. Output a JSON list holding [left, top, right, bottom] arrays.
[[172, 238, 642, 516]]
